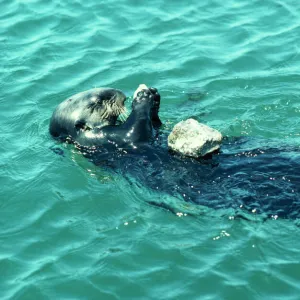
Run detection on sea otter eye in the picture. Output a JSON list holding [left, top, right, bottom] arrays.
[[137, 91, 143, 98]]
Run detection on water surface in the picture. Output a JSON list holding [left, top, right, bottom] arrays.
[[1, 0, 300, 299]]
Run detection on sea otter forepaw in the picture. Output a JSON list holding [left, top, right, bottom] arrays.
[[149, 87, 160, 109], [149, 87, 158, 95]]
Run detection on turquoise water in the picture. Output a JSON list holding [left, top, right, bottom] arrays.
[[1, 0, 300, 299]]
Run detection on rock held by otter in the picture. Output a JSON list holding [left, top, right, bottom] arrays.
[[168, 118, 222, 158]]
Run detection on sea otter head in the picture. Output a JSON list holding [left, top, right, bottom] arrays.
[[50, 88, 127, 139]]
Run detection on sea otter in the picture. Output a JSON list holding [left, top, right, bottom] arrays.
[[49, 85, 300, 220]]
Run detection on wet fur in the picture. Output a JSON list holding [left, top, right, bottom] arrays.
[[50, 87, 300, 219], [49, 88, 126, 140]]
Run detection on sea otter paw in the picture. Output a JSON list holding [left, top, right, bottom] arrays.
[[149, 87, 160, 110], [133, 84, 162, 128]]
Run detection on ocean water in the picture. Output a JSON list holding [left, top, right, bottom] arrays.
[[1, 0, 300, 299]]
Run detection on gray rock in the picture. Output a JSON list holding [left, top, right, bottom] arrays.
[[168, 118, 222, 158]]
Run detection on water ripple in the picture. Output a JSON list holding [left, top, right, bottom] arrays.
[[1, 0, 300, 299]]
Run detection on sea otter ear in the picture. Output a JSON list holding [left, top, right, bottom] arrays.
[[75, 120, 91, 131]]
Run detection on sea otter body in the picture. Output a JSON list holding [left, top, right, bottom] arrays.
[[49, 86, 300, 220]]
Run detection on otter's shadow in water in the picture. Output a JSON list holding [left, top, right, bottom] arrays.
[[87, 136, 300, 220]]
